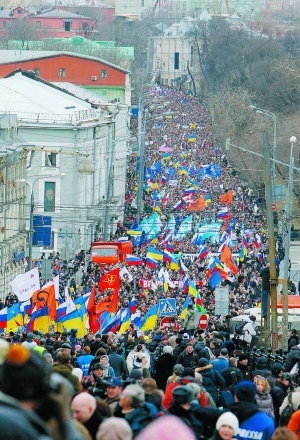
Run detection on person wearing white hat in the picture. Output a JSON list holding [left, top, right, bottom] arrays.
[[215, 412, 239, 440]]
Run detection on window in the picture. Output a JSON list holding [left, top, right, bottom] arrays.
[[101, 69, 108, 78], [64, 21, 71, 31], [141, 0, 145, 6], [59, 68, 66, 77], [36, 21, 41, 28], [82, 22, 88, 31], [17, 9, 22, 14], [45, 152, 57, 167], [33, 67, 40, 77], [174, 52, 179, 69], [3, 21, 6, 28], [44, 182, 56, 212]]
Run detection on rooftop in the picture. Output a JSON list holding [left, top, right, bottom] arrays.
[[0, 71, 98, 124], [0, 50, 130, 73]]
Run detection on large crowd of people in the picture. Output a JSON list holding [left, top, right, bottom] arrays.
[[0, 86, 299, 439]]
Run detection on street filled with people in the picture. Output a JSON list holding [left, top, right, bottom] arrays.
[[0, 86, 299, 440]]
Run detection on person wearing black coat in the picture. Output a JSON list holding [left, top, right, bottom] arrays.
[[271, 373, 292, 426], [221, 357, 243, 391], [176, 343, 199, 370], [154, 346, 176, 391], [237, 353, 252, 381], [195, 358, 225, 404], [288, 330, 299, 351], [255, 357, 271, 378], [173, 338, 186, 361], [283, 345, 300, 372]]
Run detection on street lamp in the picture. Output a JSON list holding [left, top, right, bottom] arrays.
[[282, 136, 296, 350], [17, 173, 65, 271], [249, 105, 277, 190]]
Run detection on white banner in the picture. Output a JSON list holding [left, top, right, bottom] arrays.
[[10, 268, 41, 302]]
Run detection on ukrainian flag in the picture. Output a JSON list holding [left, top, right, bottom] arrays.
[[180, 296, 190, 319], [127, 229, 143, 236], [170, 255, 179, 271], [162, 153, 171, 160], [118, 307, 131, 334], [147, 246, 163, 261], [138, 304, 159, 331], [6, 303, 23, 331], [188, 135, 196, 142], [165, 112, 173, 119], [189, 280, 197, 298], [204, 194, 212, 204], [56, 304, 86, 338], [27, 307, 50, 334]]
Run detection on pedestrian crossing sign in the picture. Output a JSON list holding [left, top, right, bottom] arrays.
[[159, 298, 176, 316]]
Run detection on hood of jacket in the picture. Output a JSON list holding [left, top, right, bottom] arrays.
[[227, 401, 259, 424], [196, 364, 213, 372]]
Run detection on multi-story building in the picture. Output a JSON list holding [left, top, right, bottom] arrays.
[[0, 70, 130, 264], [115, 0, 154, 20], [0, 115, 28, 298], [0, 7, 96, 40], [151, 17, 202, 91], [0, 50, 131, 104], [262, 0, 295, 11]]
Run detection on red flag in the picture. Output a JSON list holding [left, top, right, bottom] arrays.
[[96, 291, 118, 315], [220, 190, 234, 205], [31, 284, 56, 321], [87, 284, 99, 334], [188, 196, 205, 211], [99, 268, 120, 294]]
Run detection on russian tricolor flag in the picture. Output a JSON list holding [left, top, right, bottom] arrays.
[[198, 246, 208, 262], [184, 187, 195, 196], [127, 254, 144, 266], [146, 255, 158, 269], [174, 201, 183, 210], [161, 176, 167, 185], [182, 277, 189, 294], [217, 208, 229, 219], [163, 250, 172, 264], [254, 234, 261, 248]]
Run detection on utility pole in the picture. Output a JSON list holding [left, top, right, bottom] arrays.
[[136, 96, 145, 223], [263, 130, 278, 352], [281, 136, 296, 350]]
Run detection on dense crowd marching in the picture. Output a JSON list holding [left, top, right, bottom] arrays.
[[1, 87, 300, 440]]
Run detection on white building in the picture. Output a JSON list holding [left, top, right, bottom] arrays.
[[151, 16, 205, 91], [0, 71, 130, 264], [0, 115, 28, 298]]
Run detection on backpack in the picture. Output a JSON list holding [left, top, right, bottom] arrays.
[[279, 392, 299, 426], [235, 321, 247, 335]]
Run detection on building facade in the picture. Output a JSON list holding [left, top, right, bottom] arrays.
[[0, 115, 28, 298], [0, 50, 131, 105], [0, 7, 96, 40], [151, 17, 202, 91], [0, 71, 129, 265]]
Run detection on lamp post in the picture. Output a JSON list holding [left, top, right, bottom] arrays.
[[17, 173, 65, 271], [249, 105, 277, 191], [282, 136, 296, 350]]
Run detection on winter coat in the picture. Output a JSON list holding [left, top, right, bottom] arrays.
[[169, 403, 204, 439], [126, 348, 150, 373], [125, 402, 158, 438], [280, 387, 300, 416], [237, 362, 253, 381], [255, 386, 275, 419], [193, 342, 211, 361], [239, 319, 256, 344], [272, 381, 290, 426], [52, 362, 82, 395], [221, 366, 243, 390], [176, 350, 199, 369], [154, 353, 176, 391], [152, 342, 167, 363], [76, 353, 94, 376], [173, 342, 186, 361], [184, 309, 196, 330], [195, 364, 225, 403], [283, 346, 300, 372], [108, 352, 128, 378], [287, 409, 300, 439], [211, 356, 229, 373], [163, 377, 195, 410], [256, 357, 272, 378], [229, 401, 275, 440], [69, 328, 78, 355]]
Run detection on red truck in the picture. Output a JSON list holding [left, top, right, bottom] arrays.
[[91, 241, 132, 267]]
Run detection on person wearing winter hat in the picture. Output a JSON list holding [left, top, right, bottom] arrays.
[[169, 386, 203, 438], [214, 412, 239, 440], [96, 417, 132, 440], [268, 363, 283, 391], [237, 353, 252, 381], [21, 332, 37, 350], [166, 363, 184, 387], [227, 381, 275, 440], [153, 344, 176, 391], [100, 355, 115, 378]]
